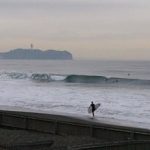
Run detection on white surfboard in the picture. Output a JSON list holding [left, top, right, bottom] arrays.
[[88, 103, 101, 113]]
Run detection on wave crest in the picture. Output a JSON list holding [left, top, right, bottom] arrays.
[[0, 72, 149, 86], [65, 75, 150, 85], [31, 73, 51, 81], [31, 74, 67, 82], [0, 72, 28, 80], [65, 75, 107, 83]]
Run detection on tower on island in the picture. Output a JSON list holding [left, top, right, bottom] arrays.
[[30, 43, 34, 49]]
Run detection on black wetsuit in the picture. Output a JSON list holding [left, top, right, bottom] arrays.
[[91, 103, 95, 112]]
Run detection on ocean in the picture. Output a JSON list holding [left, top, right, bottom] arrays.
[[0, 60, 150, 128]]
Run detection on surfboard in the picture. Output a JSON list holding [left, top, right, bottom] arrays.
[[88, 103, 101, 113]]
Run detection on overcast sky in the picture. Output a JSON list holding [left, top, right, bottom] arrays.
[[0, 0, 150, 60]]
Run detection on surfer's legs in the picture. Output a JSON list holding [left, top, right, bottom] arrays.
[[92, 111, 94, 117]]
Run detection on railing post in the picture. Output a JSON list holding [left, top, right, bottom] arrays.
[[54, 121, 58, 134], [128, 129, 135, 140], [0, 113, 3, 126], [90, 126, 93, 137], [25, 117, 29, 130]]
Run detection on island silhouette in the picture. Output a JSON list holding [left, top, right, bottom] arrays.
[[0, 48, 73, 60]]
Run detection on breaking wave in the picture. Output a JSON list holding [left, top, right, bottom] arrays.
[[31, 74, 67, 81], [65, 75, 150, 86], [0, 72, 28, 80], [0, 72, 150, 86]]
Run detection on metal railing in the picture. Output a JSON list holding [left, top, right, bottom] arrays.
[[0, 111, 150, 144]]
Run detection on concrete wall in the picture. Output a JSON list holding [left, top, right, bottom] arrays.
[[0, 110, 150, 142]]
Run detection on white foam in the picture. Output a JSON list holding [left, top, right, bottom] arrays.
[[50, 75, 67, 81], [0, 79, 149, 129]]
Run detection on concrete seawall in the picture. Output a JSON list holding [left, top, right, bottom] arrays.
[[0, 109, 150, 142]]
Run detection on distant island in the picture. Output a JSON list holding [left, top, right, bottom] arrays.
[[0, 49, 73, 60]]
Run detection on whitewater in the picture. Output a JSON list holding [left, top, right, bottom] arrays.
[[0, 60, 150, 129]]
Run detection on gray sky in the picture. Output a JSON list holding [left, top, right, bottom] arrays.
[[0, 0, 150, 60]]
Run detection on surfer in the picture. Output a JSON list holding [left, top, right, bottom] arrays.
[[90, 101, 96, 117]]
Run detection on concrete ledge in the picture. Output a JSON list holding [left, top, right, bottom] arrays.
[[1, 114, 26, 129], [57, 122, 92, 136], [27, 118, 56, 134]]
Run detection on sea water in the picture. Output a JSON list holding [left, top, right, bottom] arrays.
[[0, 60, 150, 128]]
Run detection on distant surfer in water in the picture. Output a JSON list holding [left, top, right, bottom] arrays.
[[90, 101, 96, 117]]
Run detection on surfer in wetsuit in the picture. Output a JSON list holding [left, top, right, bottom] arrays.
[[91, 101, 95, 117]]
